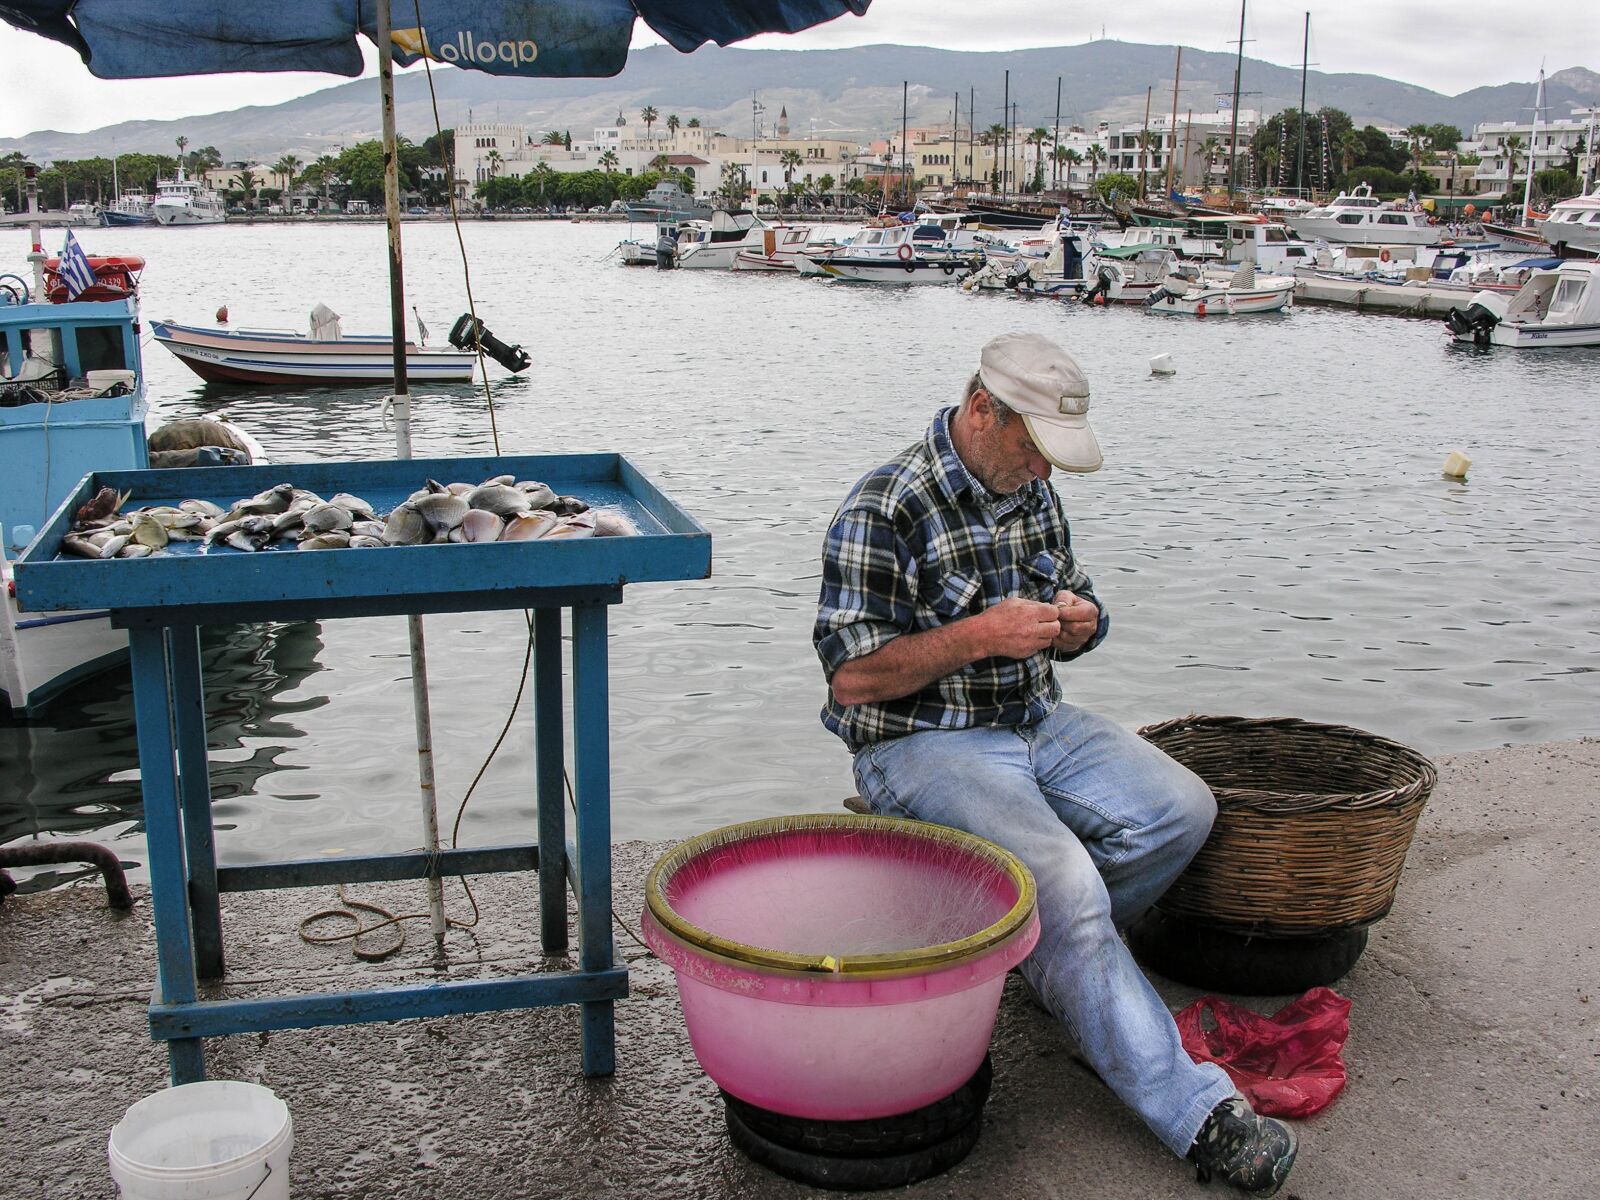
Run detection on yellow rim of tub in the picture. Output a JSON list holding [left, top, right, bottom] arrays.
[[644, 813, 1038, 979]]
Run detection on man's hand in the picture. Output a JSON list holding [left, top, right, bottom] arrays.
[[1051, 590, 1099, 653], [975, 596, 1064, 660]]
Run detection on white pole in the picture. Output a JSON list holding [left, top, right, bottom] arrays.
[[375, 0, 448, 954]]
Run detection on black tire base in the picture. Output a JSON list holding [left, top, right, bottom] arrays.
[[721, 1055, 991, 1159], [1128, 908, 1369, 994], [726, 1103, 984, 1191]]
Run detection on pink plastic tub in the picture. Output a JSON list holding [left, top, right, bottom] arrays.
[[642, 814, 1039, 1120]]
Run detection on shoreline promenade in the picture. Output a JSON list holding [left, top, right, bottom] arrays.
[[3, 738, 1595, 1198]]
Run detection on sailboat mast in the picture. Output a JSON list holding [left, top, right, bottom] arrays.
[[1166, 48, 1183, 197], [1522, 68, 1544, 225], [1296, 12, 1309, 195], [1228, 0, 1245, 202], [1140, 86, 1152, 199], [901, 80, 909, 208], [1054, 76, 1062, 191], [1002, 69, 1009, 194]]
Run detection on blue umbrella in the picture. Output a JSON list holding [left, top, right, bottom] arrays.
[[0, 1, 869, 78]]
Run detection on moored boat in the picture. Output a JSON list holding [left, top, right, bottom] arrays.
[[151, 164, 226, 226], [152, 304, 487, 384], [1538, 189, 1600, 258], [1288, 184, 1445, 246], [1144, 262, 1295, 316], [100, 194, 155, 227], [1444, 260, 1600, 348]]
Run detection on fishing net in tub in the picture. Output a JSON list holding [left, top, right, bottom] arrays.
[[642, 814, 1039, 1123]]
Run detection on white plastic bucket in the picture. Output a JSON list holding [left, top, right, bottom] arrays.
[[108, 1082, 292, 1200], [86, 368, 138, 393]]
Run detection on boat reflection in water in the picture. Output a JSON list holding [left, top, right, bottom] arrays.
[[0, 620, 329, 891]]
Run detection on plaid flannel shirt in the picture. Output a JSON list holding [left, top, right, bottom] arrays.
[[815, 407, 1108, 752]]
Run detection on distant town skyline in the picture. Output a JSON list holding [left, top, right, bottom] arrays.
[[0, 2, 1590, 140]]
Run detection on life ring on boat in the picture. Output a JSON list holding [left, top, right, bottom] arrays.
[[42, 254, 146, 303], [897, 243, 914, 262], [1379, 249, 1392, 263], [943, 262, 956, 275]]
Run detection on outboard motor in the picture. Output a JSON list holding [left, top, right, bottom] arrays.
[[1444, 302, 1499, 346], [449, 314, 531, 373], [1080, 268, 1114, 305]]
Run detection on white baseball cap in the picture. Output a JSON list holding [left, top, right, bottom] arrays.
[[978, 331, 1103, 473]]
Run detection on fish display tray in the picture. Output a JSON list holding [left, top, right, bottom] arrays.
[[13, 453, 710, 626]]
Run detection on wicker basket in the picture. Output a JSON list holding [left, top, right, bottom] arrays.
[[1138, 715, 1437, 936]]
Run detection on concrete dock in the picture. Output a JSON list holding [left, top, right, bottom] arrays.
[[3, 739, 1596, 1199]]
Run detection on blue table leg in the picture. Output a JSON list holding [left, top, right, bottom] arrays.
[[533, 607, 568, 956], [129, 627, 206, 1084], [571, 602, 615, 1077], [168, 624, 223, 981]]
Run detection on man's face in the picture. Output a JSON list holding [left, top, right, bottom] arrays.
[[966, 391, 1053, 494]]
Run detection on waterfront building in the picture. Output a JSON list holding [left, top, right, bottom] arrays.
[[1099, 110, 1262, 194], [1466, 108, 1600, 193]]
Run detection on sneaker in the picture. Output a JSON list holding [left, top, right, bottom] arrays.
[[1187, 1095, 1298, 1197]]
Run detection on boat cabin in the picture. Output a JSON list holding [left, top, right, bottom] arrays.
[[1501, 263, 1600, 327]]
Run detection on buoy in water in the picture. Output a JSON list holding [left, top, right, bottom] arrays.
[[215, 305, 229, 324], [1442, 450, 1471, 479], [1150, 353, 1176, 375]]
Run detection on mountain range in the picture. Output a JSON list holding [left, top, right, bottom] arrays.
[[4, 41, 1597, 163]]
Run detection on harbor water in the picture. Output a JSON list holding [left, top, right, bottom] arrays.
[[3, 219, 1597, 888]]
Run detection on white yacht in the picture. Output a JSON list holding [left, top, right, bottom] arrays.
[[151, 165, 226, 226], [1288, 184, 1443, 246], [1538, 190, 1600, 258]]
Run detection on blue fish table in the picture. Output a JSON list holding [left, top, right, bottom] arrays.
[[14, 453, 711, 1084]]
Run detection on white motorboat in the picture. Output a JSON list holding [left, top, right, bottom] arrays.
[[674, 210, 769, 269], [1145, 262, 1295, 316], [65, 201, 101, 226], [731, 225, 825, 271], [1288, 184, 1444, 246], [151, 164, 226, 226], [961, 229, 1094, 298], [1444, 261, 1600, 348], [1080, 244, 1181, 303], [804, 221, 981, 284], [1538, 190, 1600, 258], [151, 304, 529, 385]]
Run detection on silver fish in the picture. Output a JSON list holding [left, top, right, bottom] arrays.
[[299, 532, 351, 551], [328, 493, 376, 521], [381, 503, 431, 546], [464, 484, 530, 517], [348, 534, 385, 549], [225, 529, 272, 552], [129, 512, 169, 549], [98, 534, 131, 559], [116, 543, 155, 558], [302, 503, 354, 534], [593, 508, 641, 538], [459, 509, 503, 542], [61, 532, 103, 559], [226, 483, 296, 520], [543, 512, 596, 540], [515, 481, 556, 510], [179, 498, 227, 521], [501, 511, 558, 542], [412, 493, 469, 534]]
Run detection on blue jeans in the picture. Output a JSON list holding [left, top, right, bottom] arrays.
[[851, 701, 1234, 1156]]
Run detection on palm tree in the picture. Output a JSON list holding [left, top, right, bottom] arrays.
[[719, 159, 747, 206], [1197, 137, 1220, 185], [1088, 142, 1107, 187], [175, 136, 189, 175], [779, 148, 804, 211], [541, 130, 565, 146], [1338, 130, 1363, 176], [666, 114, 680, 139], [272, 154, 301, 193], [230, 168, 259, 208], [1503, 134, 1524, 200], [641, 106, 658, 142], [1025, 127, 1050, 192], [1405, 124, 1429, 171], [528, 162, 555, 205], [687, 117, 701, 129], [486, 149, 504, 180], [598, 149, 619, 175]]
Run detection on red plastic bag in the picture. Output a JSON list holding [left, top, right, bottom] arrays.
[[1175, 986, 1352, 1118]]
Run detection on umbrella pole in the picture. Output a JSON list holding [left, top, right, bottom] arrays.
[[376, 0, 447, 954]]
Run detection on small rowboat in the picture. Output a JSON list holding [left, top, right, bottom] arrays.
[[1144, 263, 1295, 316]]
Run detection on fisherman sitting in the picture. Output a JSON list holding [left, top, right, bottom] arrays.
[[813, 332, 1299, 1196]]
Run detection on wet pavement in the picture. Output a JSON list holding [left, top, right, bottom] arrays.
[[2, 739, 1596, 1199]]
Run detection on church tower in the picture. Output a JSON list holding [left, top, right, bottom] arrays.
[[777, 106, 789, 138]]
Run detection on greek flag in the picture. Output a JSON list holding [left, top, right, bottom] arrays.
[[57, 230, 96, 300]]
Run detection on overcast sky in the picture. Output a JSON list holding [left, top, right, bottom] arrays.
[[0, 1, 1589, 139]]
